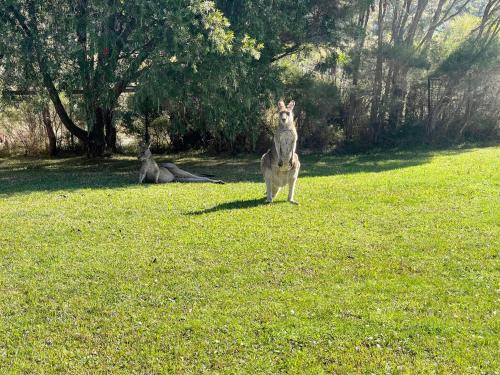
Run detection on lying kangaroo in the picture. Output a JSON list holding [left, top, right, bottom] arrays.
[[261, 100, 300, 204], [138, 141, 224, 184]]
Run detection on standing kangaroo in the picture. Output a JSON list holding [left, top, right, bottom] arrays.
[[261, 100, 300, 204], [138, 141, 224, 184]]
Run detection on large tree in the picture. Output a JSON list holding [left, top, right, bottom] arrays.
[[0, 0, 235, 156]]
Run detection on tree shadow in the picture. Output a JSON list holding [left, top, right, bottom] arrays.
[[0, 146, 477, 196], [0, 156, 138, 196], [178, 150, 436, 183]]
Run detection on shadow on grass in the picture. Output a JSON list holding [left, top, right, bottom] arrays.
[[0, 157, 139, 196], [186, 198, 283, 215], [0, 147, 475, 196]]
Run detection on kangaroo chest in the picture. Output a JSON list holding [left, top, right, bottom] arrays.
[[274, 128, 297, 173], [275, 129, 296, 155]]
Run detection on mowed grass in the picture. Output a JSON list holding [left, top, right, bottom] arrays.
[[0, 147, 498, 374]]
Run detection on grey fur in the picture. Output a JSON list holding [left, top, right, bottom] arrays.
[[138, 142, 224, 184], [260, 100, 300, 204]]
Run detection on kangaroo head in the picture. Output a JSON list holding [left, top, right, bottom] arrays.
[[278, 100, 295, 127], [138, 141, 152, 161]]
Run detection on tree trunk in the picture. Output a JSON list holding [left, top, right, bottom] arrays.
[[388, 0, 428, 130], [369, 0, 387, 142], [379, 62, 393, 125], [42, 105, 58, 156], [104, 109, 117, 152], [387, 64, 407, 130], [9, 3, 90, 145], [87, 107, 106, 157], [426, 77, 432, 137], [345, 6, 371, 139]]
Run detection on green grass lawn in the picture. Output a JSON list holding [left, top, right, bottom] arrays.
[[0, 147, 498, 373]]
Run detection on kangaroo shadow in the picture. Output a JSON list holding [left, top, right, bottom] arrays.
[[186, 198, 287, 215]]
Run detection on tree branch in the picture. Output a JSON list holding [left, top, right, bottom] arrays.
[[271, 44, 304, 63], [112, 39, 156, 99], [8, 4, 88, 143]]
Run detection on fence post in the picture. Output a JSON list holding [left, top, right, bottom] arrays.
[[427, 77, 432, 137]]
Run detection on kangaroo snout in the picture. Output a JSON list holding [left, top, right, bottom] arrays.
[[278, 160, 283, 167]]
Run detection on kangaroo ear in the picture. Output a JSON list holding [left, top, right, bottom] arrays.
[[278, 100, 286, 111], [147, 142, 151, 149], [287, 100, 295, 111]]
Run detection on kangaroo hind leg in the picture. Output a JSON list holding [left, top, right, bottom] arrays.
[[265, 177, 273, 203], [272, 185, 281, 200], [162, 163, 223, 184], [287, 175, 298, 204]]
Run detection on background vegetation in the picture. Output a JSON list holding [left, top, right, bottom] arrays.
[[0, 0, 498, 157]]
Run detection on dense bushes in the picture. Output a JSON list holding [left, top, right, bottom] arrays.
[[1, 1, 498, 157]]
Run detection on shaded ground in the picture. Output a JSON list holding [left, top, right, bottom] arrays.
[[0, 148, 438, 196]]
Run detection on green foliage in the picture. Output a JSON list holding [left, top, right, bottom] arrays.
[[277, 61, 343, 150], [0, 0, 356, 153], [241, 34, 264, 60], [123, 0, 352, 152], [189, 0, 235, 54], [0, 0, 239, 154], [2, 0, 497, 154], [432, 14, 481, 61], [435, 34, 500, 78], [0, 147, 499, 372], [381, 44, 430, 70]]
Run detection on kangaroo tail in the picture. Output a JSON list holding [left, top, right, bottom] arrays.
[[175, 177, 225, 184], [161, 162, 224, 183]]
